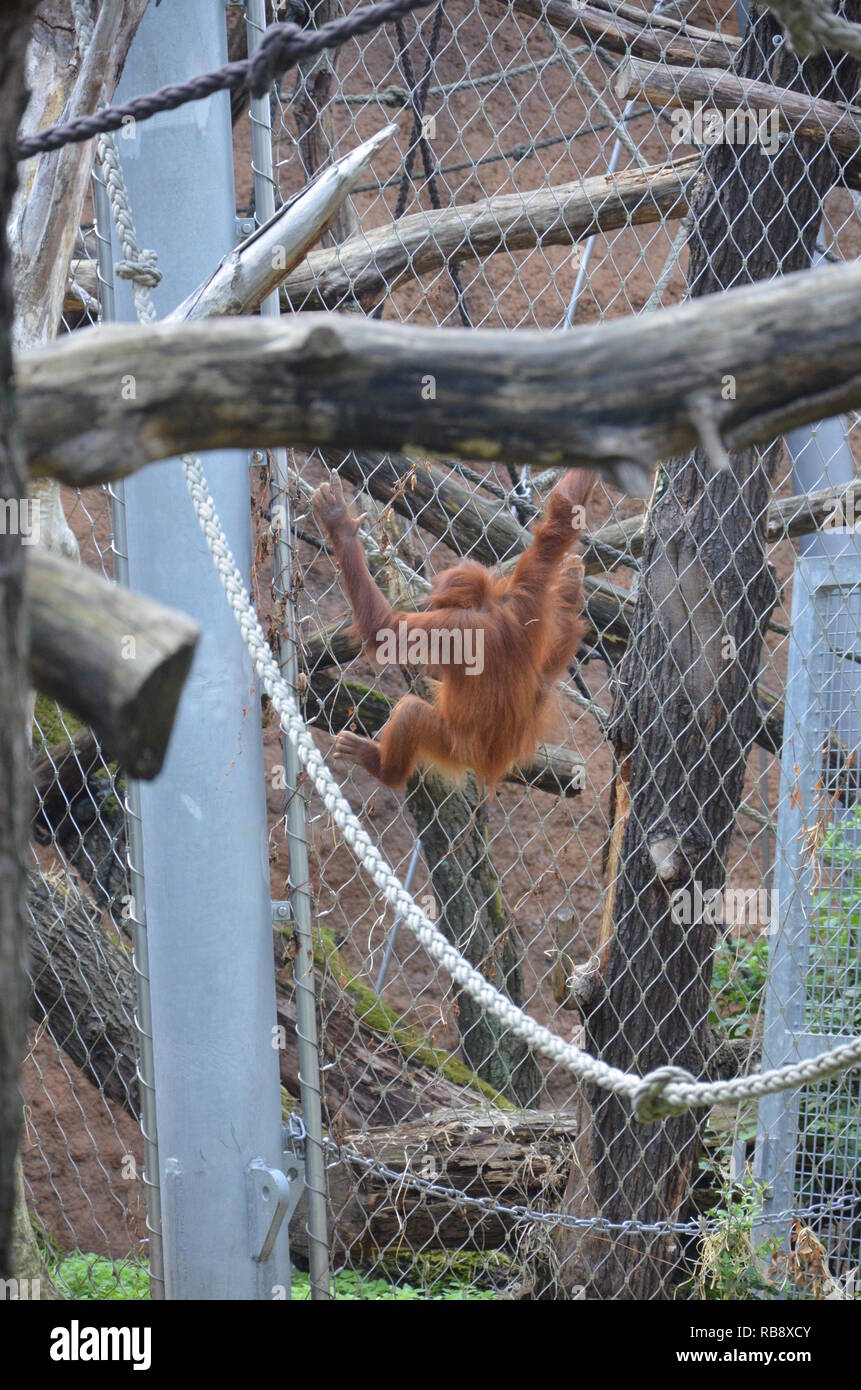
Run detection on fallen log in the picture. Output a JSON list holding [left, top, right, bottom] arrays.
[[27, 878, 139, 1118], [290, 1106, 576, 1266], [25, 875, 504, 1133], [279, 158, 699, 312], [278, 923, 510, 1129], [290, 1021, 758, 1266]]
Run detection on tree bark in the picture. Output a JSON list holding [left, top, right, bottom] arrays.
[[27, 878, 140, 1118], [0, 0, 38, 1284], [405, 770, 543, 1107], [290, 1106, 576, 1268], [558, 2, 861, 1300], [20, 261, 861, 497]]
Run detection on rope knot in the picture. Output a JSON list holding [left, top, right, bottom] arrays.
[[246, 22, 304, 98], [632, 1065, 696, 1124], [115, 248, 162, 289]]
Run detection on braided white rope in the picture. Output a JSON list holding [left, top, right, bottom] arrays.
[[84, 3, 861, 1124], [181, 458, 861, 1121]]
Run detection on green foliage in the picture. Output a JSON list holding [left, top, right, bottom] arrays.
[[811, 804, 861, 1036], [685, 1170, 798, 1302], [710, 934, 770, 1038], [291, 1267, 495, 1300], [52, 1253, 150, 1301], [46, 1252, 496, 1301]]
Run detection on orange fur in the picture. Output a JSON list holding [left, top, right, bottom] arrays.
[[311, 470, 595, 789]]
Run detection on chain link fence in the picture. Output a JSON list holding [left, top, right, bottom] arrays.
[[23, 215, 147, 1297], [28, 0, 861, 1300]]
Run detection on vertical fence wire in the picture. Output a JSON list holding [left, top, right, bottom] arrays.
[[246, 0, 331, 1302]]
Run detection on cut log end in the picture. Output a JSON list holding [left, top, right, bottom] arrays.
[[28, 549, 200, 779]]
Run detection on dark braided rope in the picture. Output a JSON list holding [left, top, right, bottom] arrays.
[[16, 0, 434, 161]]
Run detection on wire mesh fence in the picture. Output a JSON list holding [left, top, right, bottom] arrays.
[[25, 0, 861, 1300], [23, 216, 147, 1296], [257, 0, 861, 1299]]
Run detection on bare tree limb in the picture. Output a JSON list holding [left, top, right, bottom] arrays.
[[279, 158, 699, 311], [506, 0, 739, 68], [580, 480, 860, 574], [19, 259, 861, 497], [617, 56, 861, 186], [170, 125, 397, 321]]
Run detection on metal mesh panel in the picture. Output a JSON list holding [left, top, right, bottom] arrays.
[[22, 214, 149, 1299], [755, 561, 861, 1291], [245, 0, 861, 1300]]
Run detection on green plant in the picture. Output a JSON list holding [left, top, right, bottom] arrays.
[[687, 1172, 785, 1301], [291, 1267, 496, 1300], [52, 1253, 150, 1300], [811, 804, 861, 1036], [710, 934, 770, 1038]]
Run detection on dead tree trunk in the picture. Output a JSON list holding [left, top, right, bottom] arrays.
[[0, 0, 38, 1283], [558, 2, 861, 1300], [406, 771, 543, 1107]]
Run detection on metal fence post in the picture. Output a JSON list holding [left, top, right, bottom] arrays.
[[245, 0, 331, 1300], [108, 0, 291, 1298]]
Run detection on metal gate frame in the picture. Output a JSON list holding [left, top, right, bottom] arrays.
[[755, 553, 861, 1268]]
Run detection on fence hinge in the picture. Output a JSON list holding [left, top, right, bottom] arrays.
[[246, 1155, 302, 1264]]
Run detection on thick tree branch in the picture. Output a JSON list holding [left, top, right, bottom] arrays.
[[18, 259, 861, 495]]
